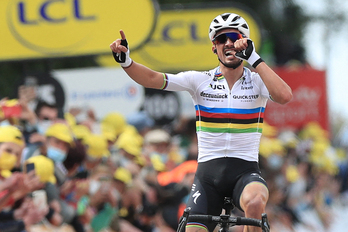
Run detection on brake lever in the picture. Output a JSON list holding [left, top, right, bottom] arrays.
[[261, 213, 270, 232], [177, 207, 191, 232]]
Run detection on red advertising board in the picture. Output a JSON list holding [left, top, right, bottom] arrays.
[[264, 67, 329, 132]]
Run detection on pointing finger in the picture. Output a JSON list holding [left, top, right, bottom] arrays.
[[119, 30, 126, 40]]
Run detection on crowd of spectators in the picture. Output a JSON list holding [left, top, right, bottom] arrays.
[[1, 84, 348, 232]]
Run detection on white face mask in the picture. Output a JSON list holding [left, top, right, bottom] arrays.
[[158, 153, 168, 163], [267, 154, 283, 170], [89, 180, 101, 195], [47, 146, 67, 163], [110, 188, 121, 201], [0, 120, 10, 127], [37, 120, 53, 134], [119, 157, 131, 167]]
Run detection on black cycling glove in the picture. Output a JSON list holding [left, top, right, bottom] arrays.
[[235, 39, 263, 68], [112, 39, 132, 68]]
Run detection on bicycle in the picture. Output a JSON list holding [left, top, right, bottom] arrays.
[[177, 197, 270, 232]]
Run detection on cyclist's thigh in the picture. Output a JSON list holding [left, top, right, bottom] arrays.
[[186, 175, 222, 215], [232, 171, 268, 212], [186, 164, 223, 231]]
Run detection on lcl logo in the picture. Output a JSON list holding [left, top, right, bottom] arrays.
[[7, 0, 96, 53], [17, 0, 95, 24]]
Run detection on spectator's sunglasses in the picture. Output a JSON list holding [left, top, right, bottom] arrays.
[[212, 32, 246, 45]]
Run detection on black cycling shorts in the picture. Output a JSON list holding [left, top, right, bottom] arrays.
[[185, 157, 267, 231]]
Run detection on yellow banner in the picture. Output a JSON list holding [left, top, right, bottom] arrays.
[[128, 7, 262, 71], [1, 0, 158, 61]]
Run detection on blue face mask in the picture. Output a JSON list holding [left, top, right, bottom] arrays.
[[119, 156, 131, 167], [47, 146, 67, 163], [158, 153, 168, 163], [37, 120, 53, 135], [267, 154, 283, 170]]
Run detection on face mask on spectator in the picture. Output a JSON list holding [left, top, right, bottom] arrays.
[[89, 180, 101, 195], [0, 152, 17, 171], [111, 188, 122, 201], [47, 146, 67, 163], [86, 155, 99, 162], [119, 156, 131, 167], [37, 120, 53, 134], [109, 146, 118, 156], [159, 153, 168, 163], [267, 154, 283, 170]]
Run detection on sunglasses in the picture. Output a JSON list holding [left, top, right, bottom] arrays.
[[212, 32, 246, 45]]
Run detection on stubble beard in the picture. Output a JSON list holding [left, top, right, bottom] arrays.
[[218, 57, 243, 69]]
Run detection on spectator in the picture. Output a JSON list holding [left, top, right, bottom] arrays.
[[116, 132, 143, 172], [127, 111, 155, 136], [85, 164, 118, 232], [108, 167, 134, 232], [25, 155, 62, 226], [143, 129, 181, 172], [76, 134, 110, 179], [101, 112, 127, 140], [0, 125, 48, 231], [6, 83, 348, 232], [23, 100, 59, 148], [0, 125, 25, 177]]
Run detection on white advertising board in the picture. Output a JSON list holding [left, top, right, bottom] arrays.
[[53, 67, 144, 120]]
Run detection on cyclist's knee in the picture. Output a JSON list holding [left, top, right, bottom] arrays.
[[240, 183, 268, 216], [243, 196, 266, 215]]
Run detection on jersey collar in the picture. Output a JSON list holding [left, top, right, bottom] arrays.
[[213, 67, 225, 81], [213, 67, 247, 81]]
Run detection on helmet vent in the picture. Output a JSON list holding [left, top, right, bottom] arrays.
[[222, 14, 230, 21], [242, 24, 249, 29], [209, 13, 250, 40], [232, 16, 241, 22]]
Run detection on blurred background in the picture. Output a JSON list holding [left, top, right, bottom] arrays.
[[2, 0, 348, 136], [1, 0, 348, 231]]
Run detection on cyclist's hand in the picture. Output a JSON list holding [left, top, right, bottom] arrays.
[[234, 39, 263, 68], [110, 30, 133, 68]]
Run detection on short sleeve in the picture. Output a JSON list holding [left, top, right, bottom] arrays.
[[163, 71, 197, 95], [252, 73, 271, 100]]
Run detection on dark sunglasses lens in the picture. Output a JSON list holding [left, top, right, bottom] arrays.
[[214, 34, 227, 44], [213, 33, 243, 44]]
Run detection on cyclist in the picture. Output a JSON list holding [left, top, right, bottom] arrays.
[[110, 13, 292, 232]]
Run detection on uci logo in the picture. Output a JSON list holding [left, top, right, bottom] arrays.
[[7, 0, 96, 53], [210, 84, 225, 90]]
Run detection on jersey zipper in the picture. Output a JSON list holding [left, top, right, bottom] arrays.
[[225, 81, 233, 158], [225, 75, 243, 158]]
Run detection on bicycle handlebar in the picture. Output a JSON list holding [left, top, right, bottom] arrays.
[[177, 207, 270, 232], [188, 214, 262, 227]]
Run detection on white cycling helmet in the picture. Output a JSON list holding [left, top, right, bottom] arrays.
[[209, 13, 250, 41]]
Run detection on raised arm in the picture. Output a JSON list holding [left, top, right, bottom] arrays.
[[234, 39, 293, 105], [110, 30, 165, 89], [253, 62, 293, 105]]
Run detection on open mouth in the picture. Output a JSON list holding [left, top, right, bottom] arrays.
[[224, 50, 235, 58]]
